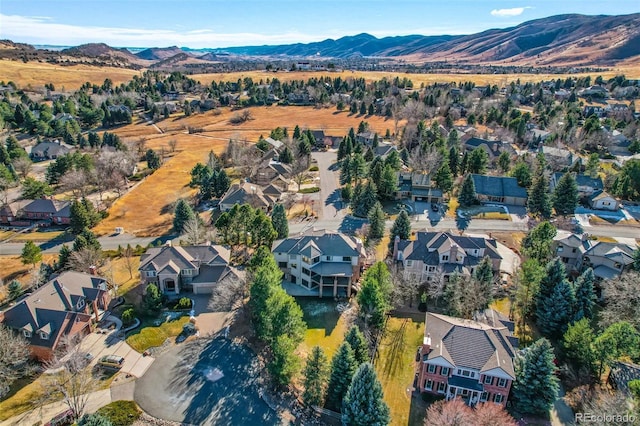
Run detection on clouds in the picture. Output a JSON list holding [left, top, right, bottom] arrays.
[[490, 7, 532, 17]]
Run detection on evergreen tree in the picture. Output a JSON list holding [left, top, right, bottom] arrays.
[[368, 157, 384, 188], [271, 203, 289, 239], [384, 150, 401, 170], [145, 149, 161, 170], [552, 173, 579, 216], [537, 279, 575, 338], [340, 156, 353, 185], [467, 148, 489, 174], [303, 346, 329, 407], [448, 146, 459, 176], [143, 283, 163, 314], [498, 151, 511, 173], [78, 413, 112, 426], [367, 202, 385, 240], [8, 280, 22, 299], [573, 268, 596, 321], [434, 162, 454, 193], [173, 199, 196, 234], [351, 180, 377, 218], [390, 210, 411, 242], [593, 321, 640, 378], [537, 257, 567, 304], [345, 325, 369, 365], [513, 338, 559, 415], [528, 165, 552, 219], [70, 199, 92, 235], [342, 363, 390, 426], [458, 174, 477, 208], [357, 273, 387, 329], [56, 244, 72, 271], [460, 152, 469, 174], [269, 334, 301, 387], [377, 164, 398, 200], [349, 153, 367, 184], [474, 256, 494, 288], [563, 318, 596, 378], [633, 246, 640, 271], [21, 241, 42, 268], [511, 161, 532, 188], [73, 228, 101, 252], [325, 342, 358, 412], [279, 146, 293, 164]]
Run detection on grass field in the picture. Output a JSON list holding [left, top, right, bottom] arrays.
[[0, 375, 47, 421], [126, 315, 191, 352], [374, 317, 425, 426], [297, 298, 349, 360], [0, 59, 140, 90], [0, 254, 58, 298]]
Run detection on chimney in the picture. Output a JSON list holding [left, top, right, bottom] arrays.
[[88, 265, 96, 276], [166, 240, 172, 247], [493, 143, 498, 152], [392, 235, 400, 260], [422, 333, 432, 354]]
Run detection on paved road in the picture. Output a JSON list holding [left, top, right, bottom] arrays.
[[0, 233, 158, 255], [135, 339, 279, 425], [313, 150, 346, 221]]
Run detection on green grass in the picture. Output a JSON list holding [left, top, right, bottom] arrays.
[[297, 298, 348, 359], [299, 186, 320, 193], [125, 315, 190, 352], [373, 317, 425, 426], [97, 400, 141, 426], [0, 375, 48, 421]]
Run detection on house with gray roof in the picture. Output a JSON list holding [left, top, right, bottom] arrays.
[[553, 231, 635, 280], [29, 140, 71, 161], [463, 137, 515, 161], [395, 172, 445, 203], [22, 199, 70, 223], [470, 174, 527, 206], [416, 311, 517, 407], [0, 271, 111, 361], [550, 172, 603, 198], [272, 230, 366, 298], [219, 182, 277, 212], [139, 242, 239, 295], [539, 145, 579, 169], [393, 231, 503, 283]]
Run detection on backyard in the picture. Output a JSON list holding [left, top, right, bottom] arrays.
[[126, 315, 191, 352]]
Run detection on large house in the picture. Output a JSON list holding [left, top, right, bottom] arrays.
[[471, 174, 528, 206], [272, 230, 366, 298], [393, 231, 503, 283], [0, 199, 71, 226], [253, 149, 292, 188], [0, 271, 111, 360], [416, 311, 517, 407], [395, 172, 445, 203], [219, 182, 279, 212], [29, 140, 71, 161], [139, 243, 239, 295], [463, 137, 515, 161], [553, 231, 635, 280]]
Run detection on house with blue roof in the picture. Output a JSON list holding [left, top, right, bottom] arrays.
[[470, 174, 528, 206]]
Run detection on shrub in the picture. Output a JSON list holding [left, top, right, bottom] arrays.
[[96, 401, 141, 426], [174, 297, 192, 310], [121, 308, 135, 326], [308, 165, 319, 171], [299, 187, 320, 194]]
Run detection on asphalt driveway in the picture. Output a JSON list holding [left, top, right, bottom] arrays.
[[134, 338, 278, 425]]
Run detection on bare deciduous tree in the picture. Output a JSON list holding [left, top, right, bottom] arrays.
[[207, 271, 248, 312], [390, 265, 421, 308], [0, 324, 33, 398], [182, 216, 207, 245], [168, 139, 178, 153], [68, 247, 105, 273], [134, 137, 147, 158], [60, 170, 89, 199], [600, 271, 640, 330], [122, 244, 135, 279], [12, 157, 32, 179]]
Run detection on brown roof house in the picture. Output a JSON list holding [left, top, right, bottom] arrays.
[[219, 182, 278, 212], [0, 271, 111, 361], [139, 243, 240, 295], [416, 311, 517, 407], [21, 199, 70, 222]]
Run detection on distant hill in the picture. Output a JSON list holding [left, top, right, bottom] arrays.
[[62, 43, 140, 62], [135, 46, 185, 61]]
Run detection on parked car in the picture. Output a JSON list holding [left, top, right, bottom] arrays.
[[98, 354, 124, 371], [45, 409, 74, 426], [431, 203, 439, 212]]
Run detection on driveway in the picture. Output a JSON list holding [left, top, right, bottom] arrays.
[[135, 339, 279, 425], [78, 332, 154, 378], [313, 150, 345, 221]]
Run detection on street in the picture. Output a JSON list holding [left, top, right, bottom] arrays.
[[0, 233, 158, 255]]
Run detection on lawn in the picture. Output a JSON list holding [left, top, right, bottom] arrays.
[[126, 315, 191, 352], [446, 197, 459, 218], [11, 230, 66, 242], [297, 298, 349, 359], [103, 255, 141, 296], [373, 317, 425, 426], [0, 375, 48, 421]]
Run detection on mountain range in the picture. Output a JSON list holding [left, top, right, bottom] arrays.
[[2, 13, 639, 67]]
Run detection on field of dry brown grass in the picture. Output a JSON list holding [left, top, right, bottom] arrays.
[[95, 106, 401, 236], [0, 59, 140, 90], [0, 254, 58, 304]]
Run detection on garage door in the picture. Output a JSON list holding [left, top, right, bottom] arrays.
[[193, 284, 214, 295]]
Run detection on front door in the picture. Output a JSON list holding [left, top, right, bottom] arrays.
[[165, 279, 176, 292]]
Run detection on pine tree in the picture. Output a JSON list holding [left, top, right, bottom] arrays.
[[633, 246, 640, 271], [522, 221, 558, 264], [528, 171, 552, 219], [537, 258, 567, 305], [325, 342, 358, 412], [537, 279, 575, 338], [498, 151, 511, 173], [573, 268, 596, 321], [474, 255, 494, 300], [458, 174, 477, 208], [384, 150, 401, 170], [511, 161, 532, 188], [342, 363, 390, 426], [56, 244, 72, 271], [513, 338, 559, 415], [467, 148, 489, 174], [377, 164, 397, 200], [368, 157, 384, 188], [145, 149, 161, 170], [279, 146, 293, 164], [563, 318, 596, 378], [73, 228, 101, 252], [367, 202, 385, 240], [345, 326, 369, 365], [303, 346, 329, 407], [340, 156, 353, 185], [351, 180, 377, 218], [434, 162, 453, 193], [269, 334, 301, 387], [390, 210, 411, 242], [8, 280, 22, 299], [271, 203, 289, 239], [553, 173, 579, 216], [21, 241, 42, 268], [143, 283, 163, 314], [70, 199, 91, 235], [357, 273, 387, 329], [448, 146, 459, 176], [173, 199, 196, 234]]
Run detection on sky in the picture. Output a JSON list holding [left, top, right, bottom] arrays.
[[0, 0, 638, 49]]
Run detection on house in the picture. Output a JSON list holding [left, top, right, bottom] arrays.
[[470, 174, 528, 206], [264, 137, 283, 150], [463, 137, 515, 161], [588, 190, 620, 211], [539, 145, 579, 169], [219, 182, 275, 212], [527, 129, 552, 145], [583, 105, 607, 118], [395, 172, 444, 203], [0, 200, 30, 225], [608, 130, 631, 157], [0, 271, 111, 361], [29, 140, 71, 161], [21, 199, 70, 222], [608, 362, 640, 395], [553, 231, 634, 280], [310, 130, 325, 146], [139, 243, 239, 295], [550, 173, 603, 198], [416, 311, 517, 407], [579, 86, 609, 98], [272, 230, 366, 298], [254, 160, 292, 187], [393, 231, 503, 283], [374, 143, 397, 159], [356, 131, 377, 146]]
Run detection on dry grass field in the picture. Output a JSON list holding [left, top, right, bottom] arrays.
[[0, 59, 140, 90], [95, 106, 401, 236]]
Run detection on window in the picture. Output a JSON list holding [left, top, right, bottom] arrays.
[[557, 246, 564, 252], [325, 256, 331, 261], [182, 269, 192, 276], [441, 367, 449, 376], [615, 262, 622, 269], [572, 248, 577, 253], [302, 268, 310, 275], [442, 255, 449, 261], [278, 262, 287, 268], [302, 256, 310, 264], [437, 382, 446, 393], [461, 370, 471, 377], [425, 379, 433, 391], [484, 375, 493, 385], [23, 330, 31, 338], [480, 392, 488, 402], [427, 266, 436, 272], [291, 263, 297, 269], [312, 256, 320, 264], [77, 299, 85, 310], [406, 260, 413, 267], [342, 256, 351, 262], [497, 378, 507, 388], [427, 364, 436, 374], [40, 331, 49, 340], [302, 279, 309, 287], [146, 271, 156, 277], [494, 394, 504, 404]]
